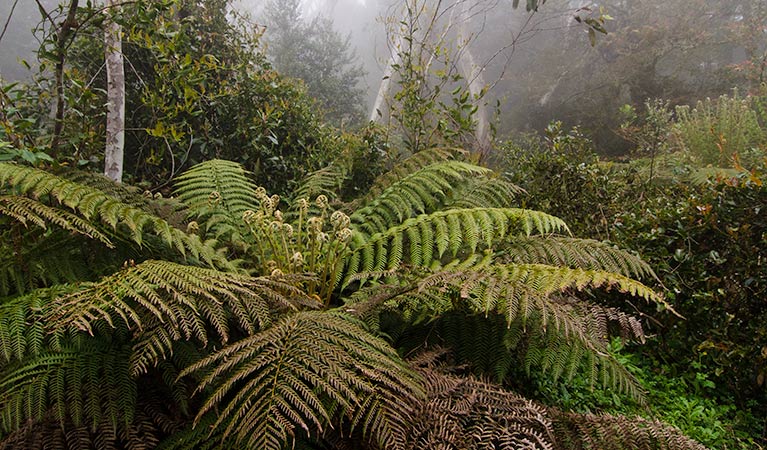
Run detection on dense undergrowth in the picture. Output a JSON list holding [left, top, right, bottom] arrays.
[[500, 95, 767, 448]]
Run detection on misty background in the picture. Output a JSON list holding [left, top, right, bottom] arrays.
[[1, 0, 761, 153]]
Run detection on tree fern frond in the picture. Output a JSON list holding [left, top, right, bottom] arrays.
[[0, 196, 112, 246], [59, 168, 153, 208], [0, 163, 220, 266], [0, 339, 135, 435], [0, 395, 176, 450], [0, 233, 107, 297], [351, 161, 492, 234], [0, 287, 74, 365], [343, 208, 569, 288], [503, 236, 656, 280], [394, 353, 704, 450], [173, 159, 259, 238], [292, 164, 346, 207], [50, 261, 317, 375], [551, 410, 708, 450], [400, 352, 555, 450], [446, 176, 525, 209], [352, 147, 465, 208], [181, 310, 422, 450], [410, 264, 662, 326]]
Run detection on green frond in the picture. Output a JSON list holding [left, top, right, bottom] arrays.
[[51, 260, 318, 374], [174, 159, 259, 238], [0, 287, 74, 365], [353, 147, 464, 207], [0, 196, 112, 246], [0, 233, 107, 297], [446, 176, 525, 209], [60, 168, 154, 208], [503, 236, 656, 279], [181, 310, 422, 450], [292, 164, 346, 207], [351, 161, 492, 234], [0, 163, 220, 266], [0, 339, 136, 435], [154, 412, 227, 450], [381, 262, 660, 398], [416, 264, 662, 322], [343, 208, 569, 288], [0, 382, 173, 450]]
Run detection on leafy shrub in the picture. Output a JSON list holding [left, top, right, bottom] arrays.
[[499, 125, 767, 446], [673, 90, 767, 168]]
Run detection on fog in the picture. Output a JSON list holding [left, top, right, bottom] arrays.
[[1, 0, 762, 150]]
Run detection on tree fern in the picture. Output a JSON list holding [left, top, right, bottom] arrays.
[[0, 155, 706, 449]]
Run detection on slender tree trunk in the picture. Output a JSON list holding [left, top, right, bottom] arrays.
[[50, 0, 79, 154], [456, 1, 491, 158], [104, 0, 125, 182], [370, 33, 404, 123]]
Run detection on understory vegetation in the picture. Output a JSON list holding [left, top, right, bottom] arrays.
[[0, 0, 766, 449]]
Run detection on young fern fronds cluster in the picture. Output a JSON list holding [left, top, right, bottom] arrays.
[[240, 192, 354, 304]]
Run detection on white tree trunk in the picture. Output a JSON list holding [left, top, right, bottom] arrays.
[[370, 32, 404, 123], [104, 0, 125, 183], [457, 1, 491, 157]]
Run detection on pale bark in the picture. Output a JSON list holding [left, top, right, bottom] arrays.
[[104, 0, 125, 183], [456, 1, 491, 157], [370, 32, 403, 123]]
